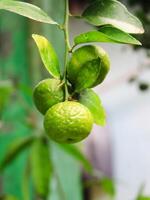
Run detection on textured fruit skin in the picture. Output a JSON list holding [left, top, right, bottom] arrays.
[[44, 101, 93, 143], [33, 79, 64, 115], [93, 46, 110, 86], [67, 45, 110, 87]]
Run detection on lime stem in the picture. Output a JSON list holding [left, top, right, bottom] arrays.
[[63, 0, 71, 100]]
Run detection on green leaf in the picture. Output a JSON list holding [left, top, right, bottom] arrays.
[[74, 25, 141, 45], [79, 89, 106, 126], [32, 34, 60, 78], [75, 58, 101, 92], [82, 0, 144, 34], [0, 135, 34, 171], [30, 137, 52, 198], [0, 80, 13, 113], [0, 0, 58, 25], [58, 144, 93, 173], [100, 177, 116, 197]]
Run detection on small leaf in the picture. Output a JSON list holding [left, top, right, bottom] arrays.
[[0, 0, 58, 25], [0, 135, 34, 171], [32, 34, 60, 78], [82, 0, 144, 34], [100, 177, 116, 197], [74, 25, 141, 45], [58, 144, 93, 173], [75, 58, 101, 92], [79, 89, 106, 126], [30, 137, 52, 198]]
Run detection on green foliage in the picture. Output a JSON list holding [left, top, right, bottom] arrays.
[[0, 0, 58, 25], [0, 136, 34, 171], [58, 143, 93, 173], [32, 34, 60, 78], [30, 137, 52, 198], [0, 81, 13, 114], [79, 89, 106, 126], [82, 0, 144, 34], [100, 177, 116, 197], [137, 197, 150, 200], [74, 25, 141, 45], [0, 195, 18, 200], [135, 185, 150, 200]]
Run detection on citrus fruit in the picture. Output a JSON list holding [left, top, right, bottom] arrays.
[[67, 45, 110, 89], [33, 78, 64, 115], [93, 46, 110, 86], [44, 101, 93, 143]]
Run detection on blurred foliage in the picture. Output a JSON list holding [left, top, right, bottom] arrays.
[[0, 195, 19, 200], [100, 177, 116, 197], [0, 81, 13, 115], [127, 0, 150, 50]]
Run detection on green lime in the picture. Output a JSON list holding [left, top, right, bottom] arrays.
[[44, 101, 93, 143], [67, 45, 110, 88], [93, 46, 110, 86], [33, 78, 64, 115]]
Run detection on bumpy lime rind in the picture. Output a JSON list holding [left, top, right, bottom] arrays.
[[33, 78, 64, 115], [67, 45, 110, 89], [44, 101, 93, 143]]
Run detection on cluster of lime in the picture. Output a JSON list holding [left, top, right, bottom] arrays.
[[33, 45, 110, 143]]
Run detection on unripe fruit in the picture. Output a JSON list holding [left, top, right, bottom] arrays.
[[67, 45, 110, 89], [33, 78, 64, 115], [44, 101, 93, 143]]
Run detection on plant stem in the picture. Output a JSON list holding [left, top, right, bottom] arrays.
[[64, 0, 71, 55], [63, 0, 71, 100]]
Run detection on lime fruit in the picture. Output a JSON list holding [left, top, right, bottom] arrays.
[[67, 45, 110, 88], [44, 101, 93, 143], [33, 78, 64, 115]]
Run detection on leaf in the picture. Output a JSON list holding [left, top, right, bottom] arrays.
[[32, 34, 60, 78], [30, 137, 52, 198], [79, 89, 106, 126], [0, 135, 34, 171], [0, 0, 58, 25], [74, 25, 141, 45], [75, 58, 101, 92], [82, 0, 144, 34], [58, 144, 93, 173], [100, 177, 116, 197]]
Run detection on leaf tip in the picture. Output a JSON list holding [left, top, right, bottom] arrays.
[[32, 34, 40, 41], [31, 34, 47, 49]]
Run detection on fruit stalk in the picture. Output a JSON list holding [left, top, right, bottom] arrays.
[[63, 0, 71, 100]]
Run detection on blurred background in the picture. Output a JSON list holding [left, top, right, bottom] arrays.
[[0, 0, 150, 200]]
